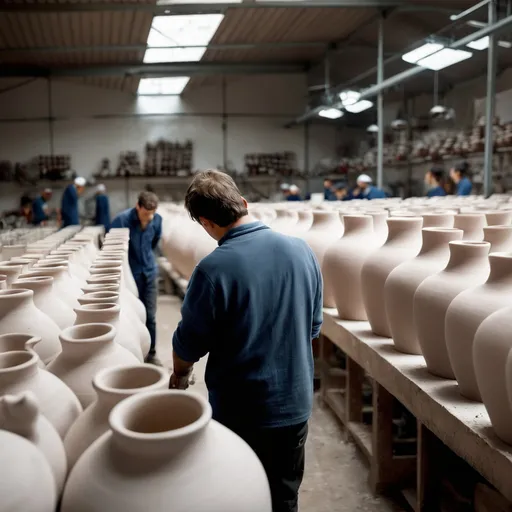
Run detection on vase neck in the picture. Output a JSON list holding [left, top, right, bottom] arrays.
[[12, 277, 53, 296], [59, 323, 117, 361], [0, 351, 38, 387], [487, 253, 512, 282], [484, 226, 512, 251], [445, 241, 490, 271], [0, 289, 33, 314], [74, 305, 120, 326], [342, 215, 373, 236], [311, 211, 342, 230], [385, 218, 423, 245], [418, 228, 463, 255]]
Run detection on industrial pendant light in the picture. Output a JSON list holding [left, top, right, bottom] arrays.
[[429, 71, 447, 118]]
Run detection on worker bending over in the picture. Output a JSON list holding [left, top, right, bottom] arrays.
[[170, 170, 323, 512]]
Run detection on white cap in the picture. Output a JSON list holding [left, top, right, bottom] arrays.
[[74, 177, 86, 187], [289, 185, 299, 193], [280, 183, 291, 191], [96, 184, 106, 193], [357, 174, 373, 184], [43, 188, 52, 194]]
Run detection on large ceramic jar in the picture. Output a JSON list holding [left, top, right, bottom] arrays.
[[47, 323, 140, 408], [484, 210, 512, 226], [453, 213, 486, 240], [0, 429, 56, 512], [0, 351, 82, 437], [323, 215, 377, 320], [473, 307, 512, 443], [0, 289, 61, 364], [483, 225, 512, 253], [64, 364, 169, 469], [385, 227, 463, 354], [0, 391, 67, 495], [414, 241, 491, 378], [361, 217, 423, 337], [61, 390, 272, 512], [446, 253, 512, 401], [303, 210, 344, 307], [0, 333, 42, 367]]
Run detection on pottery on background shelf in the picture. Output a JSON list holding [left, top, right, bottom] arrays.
[[483, 225, 512, 253], [47, 323, 140, 408], [361, 217, 423, 337], [61, 391, 272, 512], [385, 228, 463, 354], [0, 351, 82, 438], [453, 213, 486, 240], [64, 364, 169, 469], [414, 241, 491, 379]]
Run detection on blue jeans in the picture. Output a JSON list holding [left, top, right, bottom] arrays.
[[134, 274, 157, 355]]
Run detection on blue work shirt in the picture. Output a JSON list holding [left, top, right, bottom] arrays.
[[354, 186, 387, 200], [61, 184, 79, 227], [427, 185, 446, 198], [173, 221, 323, 430], [95, 194, 111, 232], [324, 187, 336, 201], [111, 207, 162, 279], [286, 194, 302, 202], [32, 196, 49, 225], [456, 177, 472, 196]]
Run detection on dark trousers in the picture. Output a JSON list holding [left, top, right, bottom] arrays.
[[134, 274, 157, 355], [231, 421, 308, 512]]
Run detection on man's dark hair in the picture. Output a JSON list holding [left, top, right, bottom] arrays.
[[455, 161, 469, 176], [324, 178, 332, 185], [430, 166, 444, 182], [185, 170, 248, 227], [138, 191, 158, 211]]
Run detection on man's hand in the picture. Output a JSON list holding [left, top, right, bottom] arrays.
[[169, 372, 191, 390]]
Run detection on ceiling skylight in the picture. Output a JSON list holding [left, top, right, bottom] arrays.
[[143, 14, 224, 64], [137, 77, 191, 95]]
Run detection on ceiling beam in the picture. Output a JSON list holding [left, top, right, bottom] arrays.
[[0, 1, 458, 15], [0, 61, 307, 78]]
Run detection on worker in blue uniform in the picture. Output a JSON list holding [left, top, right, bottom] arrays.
[[32, 188, 53, 226], [170, 170, 322, 512], [425, 167, 447, 197], [323, 178, 336, 201], [352, 174, 387, 200], [111, 191, 162, 366], [286, 184, 302, 201], [450, 162, 473, 196], [94, 184, 111, 232], [61, 177, 86, 227]]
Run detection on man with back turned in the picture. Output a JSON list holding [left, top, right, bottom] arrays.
[[170, 170, 323, 512]]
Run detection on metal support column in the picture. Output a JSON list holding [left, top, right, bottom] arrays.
[[484, 0, 497, 197], [377, 14, 384, 189], [47, 77, 54, 155], [222, 76, 228, 171]]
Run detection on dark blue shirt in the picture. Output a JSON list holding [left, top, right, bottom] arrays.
[[61, 184, 79, 227], [286, 195, 302, 202], [353, 186, 387, 200], [324, 187, 336, 201], [456, 177, 472, 196], [427, 185, 446, 198], [111, 208, 162, 279], [95, 194, 111, 232], [32, 196, 48, 225], [172, 222, 323, 429]]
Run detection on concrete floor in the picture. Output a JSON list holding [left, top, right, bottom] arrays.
[[156, 294, 403, 512]]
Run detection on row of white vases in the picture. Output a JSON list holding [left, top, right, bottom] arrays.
[[161, 195, 512, 447], [0, 226, 271, 512]]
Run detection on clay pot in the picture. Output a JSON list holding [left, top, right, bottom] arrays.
[[361, 217, 423, 337], [2, 244, 27, 260], [364, 210, 389, 246], [12, 276, 76, 329], [0, 333, 43, 367], [47, 323, 140, 408], [0, 274, 6, 290], [421, 213, 454, 228], [61, 391, 272, 512], [414, 241, 491, 378], [271, 209, 299, 234], [0, 351, 82, 437], [0, 391, 67, 495], [474, 307, 512, 443], [0, 289, 61, 364], [64, 364, 169, 469], [73, 303, 143, 361], [34, 260, 85, 292], [453, 213, 486, 240], [385, 228, 463, 354], [295, 210, 313, 233], [0, 262, 24, 287], [485, 210, 512, 226], [302, 211, 344, 308], [45, 253, 89, 281], [484, 226, 512, 252], [0, 429, 56, 511], [446, 253, 512, 401], [323, 215, 377, 320]]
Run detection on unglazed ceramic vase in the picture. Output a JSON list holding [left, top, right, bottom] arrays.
[[12, 276, 76, 329], [483, 225, 512, 253], [34, 260, 85, 293], [453, 213, 486, 240], [0, 274, 6, 290], [0, 289, 61, 364], [61, 391, 272, 512], [361, 217, 423, 337], [446, 253, 512, 401], [45, 253, 89, 282], [0, 429, 56, 512], [73, 303, 143, 361], [2, 244, 26, 260], [0, 333, 44, 368], [0, 351, 82, 438], [0, 262, 24, 287], [484, 210, 512, 226], [302, 210, 344, 308], [385, 228, 463, 354], [323, 215, 378, 320], [414, 241, 491, 378], [473, 307, 512, 443], [64, 364, 169, 469], [47, 323, 140, 408], [421, 213, 455, 228], [364, 210, 389, 246], [271, 208, 299, 234], [0, 391, 67, 495], [294, 210, 313, 234]]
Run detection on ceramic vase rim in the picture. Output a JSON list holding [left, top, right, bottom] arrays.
[[59, 323, 117, 346]]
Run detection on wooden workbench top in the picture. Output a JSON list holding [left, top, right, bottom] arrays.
[[322, 308, 512, 502]]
